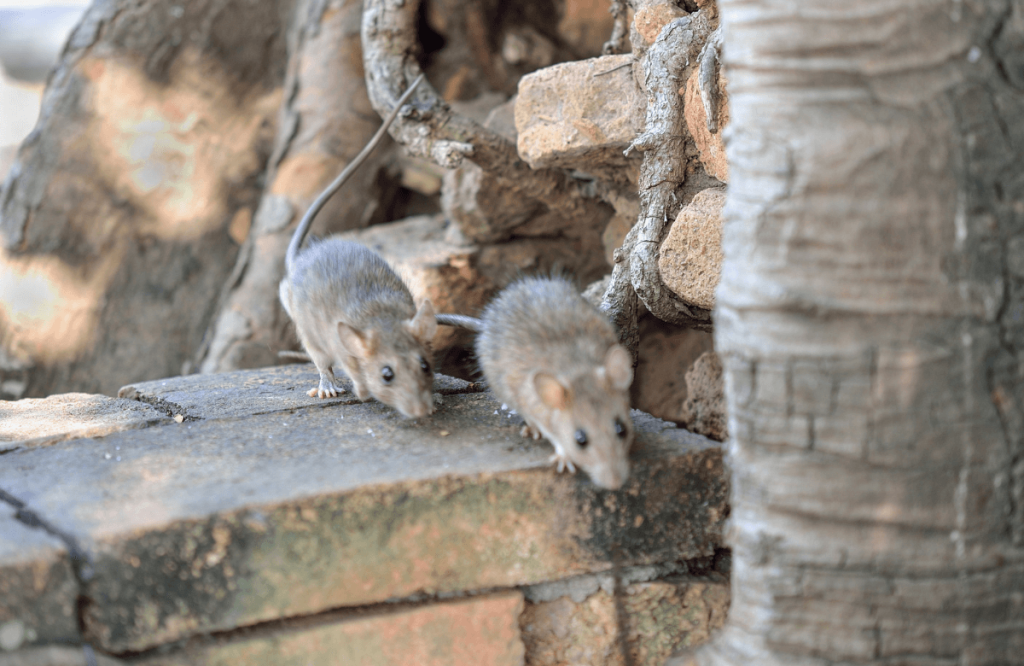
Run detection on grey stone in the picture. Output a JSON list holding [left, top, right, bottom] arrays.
[[0, 387, 726, 652], [118, 364, 483, 421], [0, 508, 79, 649], [0, 394, 170, 452]]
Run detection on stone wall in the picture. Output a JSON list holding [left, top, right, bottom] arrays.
[[2, 365, 729, 665]]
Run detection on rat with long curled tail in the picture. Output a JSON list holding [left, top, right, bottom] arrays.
[[279, 75, 438, 418], [436, 276, 635, 489]]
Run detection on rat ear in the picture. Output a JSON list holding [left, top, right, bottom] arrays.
[[604, 345, 633, 390], [337, 323, 377, 357], [407, 299, 437, 344], [533, 372, 571, 411]]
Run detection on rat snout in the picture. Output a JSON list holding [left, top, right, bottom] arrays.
[[589, 458, 630, 490], [398, 393, 434, 419]]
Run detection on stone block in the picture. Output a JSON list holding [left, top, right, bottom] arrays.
[[0, 509, 79, 650], [0, 393, 170, 452], [658, 188, 725, 310], [633, 4, 688, 45], [683, 68, 729, 182], [338, 215, 610, 361], [516, 55, 640, 173], [119, 362, 482, 421], [521, 576, 729, 666], [682, 351, 727, 442], [138, 593, 524, 666], [0, 367, 727, 652]]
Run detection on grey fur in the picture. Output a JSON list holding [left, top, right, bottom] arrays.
[[475, 276, 635, 489]]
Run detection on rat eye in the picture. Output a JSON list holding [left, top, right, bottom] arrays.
[[614, 418, 628, 439], [419, 356, 430, 374], [381, 366, 395, 384], [574, 429, 589, 448]]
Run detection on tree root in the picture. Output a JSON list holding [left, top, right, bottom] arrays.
[[601, 9, 717, 356], [360, 0, 611, 243]]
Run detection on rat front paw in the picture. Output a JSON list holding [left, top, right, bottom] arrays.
[[520, 424, 542, 440], [308, 378, 345, 399], [549, 452, 577, 474]]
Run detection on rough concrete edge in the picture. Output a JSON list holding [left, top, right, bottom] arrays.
[[122, 555, 724, 662]]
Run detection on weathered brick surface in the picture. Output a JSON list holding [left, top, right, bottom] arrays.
[[0, 368, 727, 652], [522, 577, 729, 666], [0, 393, 170, 452], [516, 55, 640, 174], [118, 362, 481, 421], [138, 593, 525, 666], [0, 510, 79, 650], [658, 188, 725, 310]]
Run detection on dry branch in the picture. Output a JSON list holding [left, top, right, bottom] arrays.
[[602, 0, 630, 55], [360, 0, 612, 243]]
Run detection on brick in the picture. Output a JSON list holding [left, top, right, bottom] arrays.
[[119, 361, 482, 421], [0, 509, 79, 649], [138, 593, 524, 666], [516, 55, 640, 173], [0, 393, 170, 452], [683, 67, 729, 183], [0, 369, 727, 652], [522, 577, 729, 666], [658, 188, 725, 311]]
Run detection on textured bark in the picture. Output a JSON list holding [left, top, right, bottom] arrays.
[[0, 0, 291, 397], [678, 1, 1024, 663], [195, 0, 391, 373], [360, 0, 614, 244]]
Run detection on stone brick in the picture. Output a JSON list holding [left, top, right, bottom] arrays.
[[682, 351, 727, 442], [337, 215, 609, 362], [521, 577, 729, 666], [633, 4, 688, 45], [139, 593, 524, 666], [119, 356, 482, 421], [0, 393, 170, 452], [0, 509, 79, 650], [658, 188, 725, 310], [0, 368, 727, 652], [516, 55, 640, 173], [683, 68, 729, 182]]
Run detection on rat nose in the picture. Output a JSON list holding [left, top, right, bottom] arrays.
[[592, 461, 629, 490], [404, 398, 433, 419]]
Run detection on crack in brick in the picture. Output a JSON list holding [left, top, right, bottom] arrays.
[[117, 387, 199, 422], [0, 486, 93, 584]]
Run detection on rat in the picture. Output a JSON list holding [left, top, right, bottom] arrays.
[[436, 276, 635, 489], [278, 74, 437, 418]]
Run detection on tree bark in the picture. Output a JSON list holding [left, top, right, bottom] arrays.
[[195, 0, 393, 373], [0, 0, 292, 397], [682, 1, 1024, 663]]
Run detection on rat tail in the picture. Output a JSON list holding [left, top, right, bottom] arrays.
[[286, 74, 425, 273], [435, 313, 484, 332]]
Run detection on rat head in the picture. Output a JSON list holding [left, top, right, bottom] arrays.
[[337, 300, 437, 418], [532, 344, 635, 489]]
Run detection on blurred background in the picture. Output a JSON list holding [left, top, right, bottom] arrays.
[[0, 0, 87, 180]]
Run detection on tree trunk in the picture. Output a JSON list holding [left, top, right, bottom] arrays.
[[0, 0, 292, 397], [689, 1, 1024, 663], [195, 0, 393, 374]]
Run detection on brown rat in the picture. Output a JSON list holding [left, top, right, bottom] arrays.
[[279, 75, 437, 418], [437, 277, 635, 489]]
